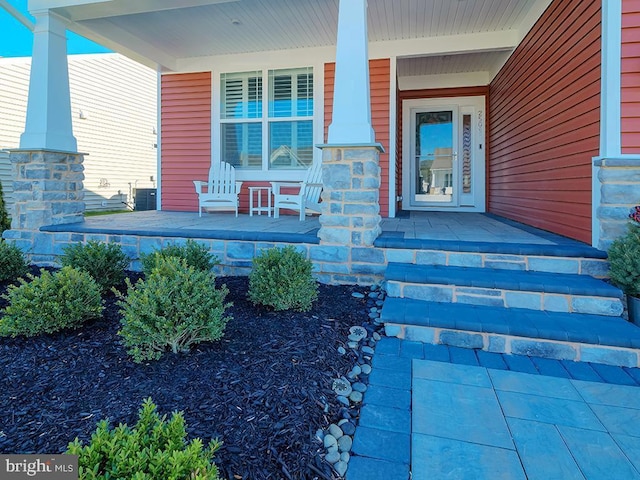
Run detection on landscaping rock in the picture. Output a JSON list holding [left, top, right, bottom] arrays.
[[323, 434, 337, 449], [348, 391, 363, 403], [328, 424, 343, 440], [335, 461, 348, 477], [338, 435, 353, 453], [352, 382, 367, 393], [340, 421, 356, 436], [332, 378, 353, 396], [325, 450, 341, 464]]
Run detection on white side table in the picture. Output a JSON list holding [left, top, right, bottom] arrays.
[[249, 186, 272, 217]]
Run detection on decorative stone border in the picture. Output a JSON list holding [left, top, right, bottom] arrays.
[[316, 287, 386, 478]]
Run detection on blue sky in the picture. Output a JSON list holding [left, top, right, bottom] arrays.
[[0, 0, 110, 57]]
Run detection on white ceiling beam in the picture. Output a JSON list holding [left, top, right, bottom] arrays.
[[175, 46, 336, 73], [369, 30, 520, 59], [29, 0, 112, 11], [44, 0, 239, 21], [175, 30, 519, 73], [398, 72, 492, 91], [67, 20, 176, 70], [0, 0, 35, 30]]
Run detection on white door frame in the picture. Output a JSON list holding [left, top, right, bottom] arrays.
[[401, 96, 486, 212]]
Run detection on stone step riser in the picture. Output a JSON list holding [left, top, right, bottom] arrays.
[[385, 281, 624, 317], [383, 323, 640, 368], [383, 251, 609, 278]]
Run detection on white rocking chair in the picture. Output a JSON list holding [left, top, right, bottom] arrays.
[[193, 161, 243, 217], [271, 161, 323, 221]]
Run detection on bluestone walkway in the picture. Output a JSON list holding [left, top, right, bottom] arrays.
[[348, 338, 640, 480]]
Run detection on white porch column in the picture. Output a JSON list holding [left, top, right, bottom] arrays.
[[318, 0, 383, 262], [599, 0, 622, 159], [592, 0, 640, 250], [20, 10, 77, 152], [327, 0, 376, 144]]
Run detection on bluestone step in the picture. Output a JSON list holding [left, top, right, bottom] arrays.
[[384, 263, 623, 316], [381, 297, 640, 368]]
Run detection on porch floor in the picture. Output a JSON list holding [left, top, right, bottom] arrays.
[[48, 211, 587, 248]]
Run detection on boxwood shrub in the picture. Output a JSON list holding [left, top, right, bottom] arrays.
[[141, 239, 218, 275], [117, 257, 231, 363], [0, 266, 103, 337], [66, 398, 222, 480], [61, 240, 129, 293], [609, 224, 640, 297], [0, 241, 29, 283], [248, 245, 318, 312]]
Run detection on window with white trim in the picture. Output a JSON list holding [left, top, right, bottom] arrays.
[[220, 67, 313, 170]]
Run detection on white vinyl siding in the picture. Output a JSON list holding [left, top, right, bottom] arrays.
[[0, 53, 157, 212], [0, 150, 12, 213]]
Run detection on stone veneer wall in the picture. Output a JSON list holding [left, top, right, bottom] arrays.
[[15, 231, 609, 285], [319, 147, 382, 247], [2, 150, 85, 264], [596, 158, 640, 249]]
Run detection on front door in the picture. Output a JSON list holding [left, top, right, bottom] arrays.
[[402, 96, 485, 211]]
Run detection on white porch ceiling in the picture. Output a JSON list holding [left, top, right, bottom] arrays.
[[43, 0, 552, 76]]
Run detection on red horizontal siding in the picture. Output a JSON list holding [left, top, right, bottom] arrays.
[[622, 1, 640, 153], [161, 72, 212, 212], [324, 59, 391, 217], [488, 0, 601, 244]]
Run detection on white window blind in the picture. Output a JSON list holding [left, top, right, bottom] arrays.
[[220, 67, 313, 170]]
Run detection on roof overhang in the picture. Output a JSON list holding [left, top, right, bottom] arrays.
[[27, 0, 553, 82]]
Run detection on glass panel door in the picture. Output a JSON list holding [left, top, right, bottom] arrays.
[[412, 109, 457, 206]]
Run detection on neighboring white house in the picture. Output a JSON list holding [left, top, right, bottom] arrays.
[[0, 53, 157, 213]]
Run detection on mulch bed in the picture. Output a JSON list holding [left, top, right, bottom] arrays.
[[0, 270, 372, 479]]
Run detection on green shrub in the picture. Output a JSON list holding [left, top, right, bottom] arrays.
[[141, 239, 218, 275], [609, 224, 640, 297], [0, 180, 10, 234], [117, 257, 231, 363], [61, 241, 129, 293], [0, 241, 28, 283], [0, 266, 103, 337], [66, 398, 221, 480], [248, 245, 318, 312]]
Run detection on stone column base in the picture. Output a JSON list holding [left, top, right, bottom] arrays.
[[318, 145, 383, 247], [595, 157, 640, 250], [2, 149, 85, 264]]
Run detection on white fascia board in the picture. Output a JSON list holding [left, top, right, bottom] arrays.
[[29, 0, 238, 19], [67, 21, 174, 70], [0, 0, 35, 30], [369, 30, 519, 59], [174, 30, 518, 75], [175, 46, 336, 74], [29, 0, 110, 11], [398, 72, 491, 91]]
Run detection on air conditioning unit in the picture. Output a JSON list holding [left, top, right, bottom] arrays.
[[134, 188, 157, 211]]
